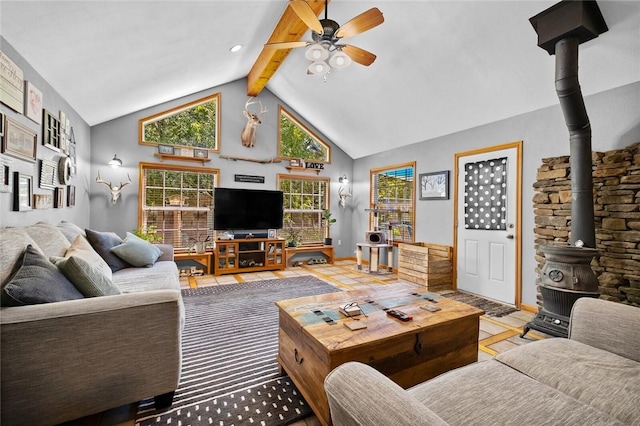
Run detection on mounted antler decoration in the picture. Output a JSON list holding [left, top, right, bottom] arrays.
[[96, 170, 132, 204], [241, 97, 267, 148], [338, 185, 352, 208]]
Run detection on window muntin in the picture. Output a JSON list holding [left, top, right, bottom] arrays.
[[277, 175, 330, 244], [139, 163, 218, 250], [370, 162, 416, 243], [139, 93, 220, 152], [278, 106, 331, 163]]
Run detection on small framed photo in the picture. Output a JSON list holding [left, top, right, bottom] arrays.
[[268, 229, 277, 239], [13, 172, 33, 211], [289, 158, 303, 167], [67, 185, 76, 207], [194, 148, 208, 159], [34, 194, 53, 209], [54, 187, 65, 208], [419, 170, 450, 200], [158, 144, 174, 155]]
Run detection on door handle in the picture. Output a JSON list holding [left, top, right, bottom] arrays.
[[506, 234, 514, 239]]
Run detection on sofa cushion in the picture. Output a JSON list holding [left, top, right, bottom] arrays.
[[408, 359, 624, 425], [0, 227, 40, 287], [51, 256, 122, 297], [495, 338, 640, 425], [85, 229, 131, 272], [65, 236, 112, 280], [113, 261, 180, 293], [56, 221, 86, 243], [1, 245, 84, 306], [23, 222, 70, 258], [110, 232, 163, 267]]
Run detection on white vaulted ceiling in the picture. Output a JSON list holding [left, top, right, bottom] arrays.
[[1, 1, 639, 159]]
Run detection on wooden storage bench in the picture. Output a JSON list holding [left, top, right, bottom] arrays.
[[398, 243, 452, 291]]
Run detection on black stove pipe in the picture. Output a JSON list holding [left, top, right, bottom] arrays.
[[555, 37, 596, 248]]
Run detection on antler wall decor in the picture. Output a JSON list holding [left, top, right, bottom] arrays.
[[96, 170, 132, 204], [338, 185, 352, 208]]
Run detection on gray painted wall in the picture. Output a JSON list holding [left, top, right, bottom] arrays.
[[0, 38, 91, 229], [90, 78, 354, 257], [352, 81, 640, 306]]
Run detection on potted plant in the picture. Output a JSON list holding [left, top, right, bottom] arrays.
[[322, 209, 336, 246], [133, 225, 163, 243], [284, 217, 301, 247]]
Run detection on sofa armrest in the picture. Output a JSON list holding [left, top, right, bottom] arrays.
[[324, 362, 448, 426], [1, 290, 182, 425], [569, 297, 640, 362], [156, 244, 174, 261]]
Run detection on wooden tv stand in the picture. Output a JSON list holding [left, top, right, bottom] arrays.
[[214, 238, 285, 276]]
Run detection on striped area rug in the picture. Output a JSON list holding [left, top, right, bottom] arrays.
[[136, 275, 340, 425]]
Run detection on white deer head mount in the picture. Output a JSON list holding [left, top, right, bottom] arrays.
[[241, 97, 267, 148], [338, 185, 352, 208], [96, 170, 132, 204]]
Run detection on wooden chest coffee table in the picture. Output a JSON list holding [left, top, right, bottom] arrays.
[[275, 282, 484, 426]]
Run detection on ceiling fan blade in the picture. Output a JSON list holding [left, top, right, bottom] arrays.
[[264, 41, 309, 50], [289, 0, 324, 34], [335, 8, 384, 39], [342, 45, 377, 66]]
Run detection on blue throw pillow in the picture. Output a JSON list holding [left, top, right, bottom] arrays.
[[110, 232, 163, 267], [1, 245, 84, 306], [85, 228, 131, 272]]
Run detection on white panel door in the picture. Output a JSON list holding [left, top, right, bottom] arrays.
[[456, 146, 518, 305]]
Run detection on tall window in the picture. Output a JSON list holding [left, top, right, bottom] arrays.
[[278, 106, 331, 163], [139, 163, 219, 249], [277, 175, 330, 244], [370, 162, 416, 243]]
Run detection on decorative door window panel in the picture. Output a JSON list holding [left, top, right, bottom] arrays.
[[464, 157, 507, 230]]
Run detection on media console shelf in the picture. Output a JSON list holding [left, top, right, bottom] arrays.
[[214, 238, 285, 276]]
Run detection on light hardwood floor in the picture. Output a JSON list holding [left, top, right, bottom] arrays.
[[61, 259, 546, 426]]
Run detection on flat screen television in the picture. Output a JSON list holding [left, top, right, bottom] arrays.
[[214, 188, 284, 230]]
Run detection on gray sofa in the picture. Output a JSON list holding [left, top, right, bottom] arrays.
[[0, 222, 183, 426], [325, 297, 640, 425]]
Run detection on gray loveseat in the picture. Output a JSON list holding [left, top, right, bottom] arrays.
[[0, 222, 183, 426], [325, 297, 640, 425]]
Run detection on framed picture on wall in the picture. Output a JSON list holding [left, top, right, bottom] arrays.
[[24, 81, 43, 124], [13, 172, 33, 211], [2, 117, 37, 163], [67, 185, 76, 207], [419, 170, 450, 200], [158, 144, 174, 155], [54, 187, 65, 208]]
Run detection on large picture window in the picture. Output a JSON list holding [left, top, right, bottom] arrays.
[[370, 162, 416, 243], [138, 93, 220, 152], [278, 106, 330, 163], [277, 174, 330, 244], [139, 163, 219, 249]]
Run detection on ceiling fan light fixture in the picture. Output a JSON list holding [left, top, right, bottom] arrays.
[[329, 50, 352, 69], [305, 43, 329, 61], [308, 61, 330, 75]]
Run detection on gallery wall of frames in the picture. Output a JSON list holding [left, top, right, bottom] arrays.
[[1, 50, 79, 216]]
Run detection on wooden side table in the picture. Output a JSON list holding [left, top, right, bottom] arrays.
[[174, 251, 212, 275], [356, 243, 393, 273]]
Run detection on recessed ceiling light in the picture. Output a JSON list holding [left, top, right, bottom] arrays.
[[230, 44, 243, 53]]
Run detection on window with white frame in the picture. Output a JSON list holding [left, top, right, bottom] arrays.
[[139, 163, 218, 249], [277, 175, 330, 244], [369, 162, 416, 243]]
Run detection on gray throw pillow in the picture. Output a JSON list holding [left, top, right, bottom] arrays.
[[85, 228, 131, 272], [110, 232, 163, 267], [51, 255, 122, 297], [1, 245, 84, 306]]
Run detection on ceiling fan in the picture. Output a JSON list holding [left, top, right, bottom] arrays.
[[265, 0, 384, 74]]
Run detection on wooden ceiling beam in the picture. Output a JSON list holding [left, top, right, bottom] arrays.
[[247, 0, 328, 96]]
